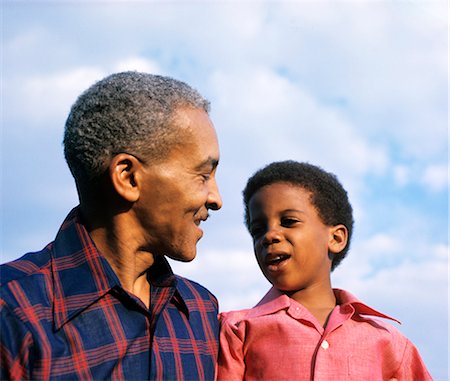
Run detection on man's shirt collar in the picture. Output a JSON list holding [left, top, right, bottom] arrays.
[[51, 207, 189, 331]]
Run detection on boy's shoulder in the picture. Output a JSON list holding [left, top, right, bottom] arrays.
[[219, 307, 254, 324], [219, 288, 290, 325]]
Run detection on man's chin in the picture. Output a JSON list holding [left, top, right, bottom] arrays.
[[166, 251, 197, 263]]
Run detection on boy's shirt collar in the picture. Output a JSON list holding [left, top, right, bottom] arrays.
[[333, 288, 401, 324], [244, 287, 400, 325]]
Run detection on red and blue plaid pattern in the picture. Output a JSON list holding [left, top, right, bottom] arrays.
[[1, 208, 219, 380]]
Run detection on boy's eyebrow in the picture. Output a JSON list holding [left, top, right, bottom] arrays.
[[282, 208, 306, 214], [251, 208, 307, 216], [249, 209, 307, 226]]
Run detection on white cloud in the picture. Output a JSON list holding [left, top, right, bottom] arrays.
[[4, 57, 164, 132], [274, 1, 447, 162], [5, 67, 106, 129], [393, 165, 410, 187], [359, 233, 401, 267], [5, 27, 47, 55], [114, 57, 163, 75], [210, 67, 389, 189], [421, 164, 448, 193], [392, 162, 448, 193], [333, 235, 448, 307]]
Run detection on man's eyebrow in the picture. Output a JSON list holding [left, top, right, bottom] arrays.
[[195, 157, 219, 171]]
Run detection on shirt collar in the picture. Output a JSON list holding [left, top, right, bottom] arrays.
[[246, 287, 400, 324], [245, 287, 291, 318], [333, 288, 400, 324], [147, 255, 190, 320], [51, 207, 189, 330]]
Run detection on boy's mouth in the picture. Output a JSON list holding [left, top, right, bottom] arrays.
[[264, 253, 291, 267]]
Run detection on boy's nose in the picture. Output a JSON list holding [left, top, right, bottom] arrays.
[[262, 226, 282, 246]]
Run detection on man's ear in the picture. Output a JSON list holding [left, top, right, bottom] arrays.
[[109, 153, 141, 203], [328, 224, 348, 254]]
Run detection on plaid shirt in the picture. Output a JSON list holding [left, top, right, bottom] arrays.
[[0, 208, 219, 381]]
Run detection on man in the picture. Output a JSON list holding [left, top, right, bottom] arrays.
[[1, 72, 223, 380]]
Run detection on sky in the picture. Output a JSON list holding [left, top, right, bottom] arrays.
[[1, 1, 448, 379]]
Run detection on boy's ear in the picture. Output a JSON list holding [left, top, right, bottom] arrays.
[[109, 153, 141, 203], [328, 224, 348, 254]]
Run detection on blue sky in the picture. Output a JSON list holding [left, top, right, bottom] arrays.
[[2, 1, 448, 379]]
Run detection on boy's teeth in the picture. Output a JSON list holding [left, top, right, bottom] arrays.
[[268, 255, 287, 265]]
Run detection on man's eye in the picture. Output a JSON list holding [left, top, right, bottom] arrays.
[[201, 174, 211, 182]]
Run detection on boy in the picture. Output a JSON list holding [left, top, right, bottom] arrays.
[[218, 161, 432, 380]]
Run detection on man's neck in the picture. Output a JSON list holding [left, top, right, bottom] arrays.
[[83, 209, 154, 309]]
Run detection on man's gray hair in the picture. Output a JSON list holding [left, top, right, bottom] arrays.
[[63, 71, 210, 188]]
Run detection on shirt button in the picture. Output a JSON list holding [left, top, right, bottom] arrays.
[[321, 340, 329, 350]]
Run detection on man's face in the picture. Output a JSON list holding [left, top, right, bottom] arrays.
[[135, 107, 222, 262]]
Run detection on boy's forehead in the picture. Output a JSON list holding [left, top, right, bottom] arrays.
[[250, 182, 313, 208], [254, 182, 312, 198]]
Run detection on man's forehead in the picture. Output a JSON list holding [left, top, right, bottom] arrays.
[[172, 105, 210, 123]]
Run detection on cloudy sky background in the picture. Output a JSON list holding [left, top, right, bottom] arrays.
[[2, 1, 448, 379]]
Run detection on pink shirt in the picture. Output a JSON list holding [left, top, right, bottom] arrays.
[[218, 288, 432, 381]]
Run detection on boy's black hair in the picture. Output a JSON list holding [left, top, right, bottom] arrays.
[[243, 160, 354, 271]]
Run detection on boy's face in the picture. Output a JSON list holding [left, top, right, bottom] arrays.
[[248, 182, 343, 295]]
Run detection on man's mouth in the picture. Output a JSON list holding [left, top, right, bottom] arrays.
[[194, 213, 209, 226]]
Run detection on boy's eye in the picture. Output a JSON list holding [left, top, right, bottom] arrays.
[[250, 225, 265, 238], [281, 218, 299, 227]]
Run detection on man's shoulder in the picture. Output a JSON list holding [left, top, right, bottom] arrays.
[[1, 246, 53, 287], [1, 246, 54, 321], [175, 275, 218, 307]]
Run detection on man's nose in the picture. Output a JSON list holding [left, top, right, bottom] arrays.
[[206, 178, 223, 211]]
